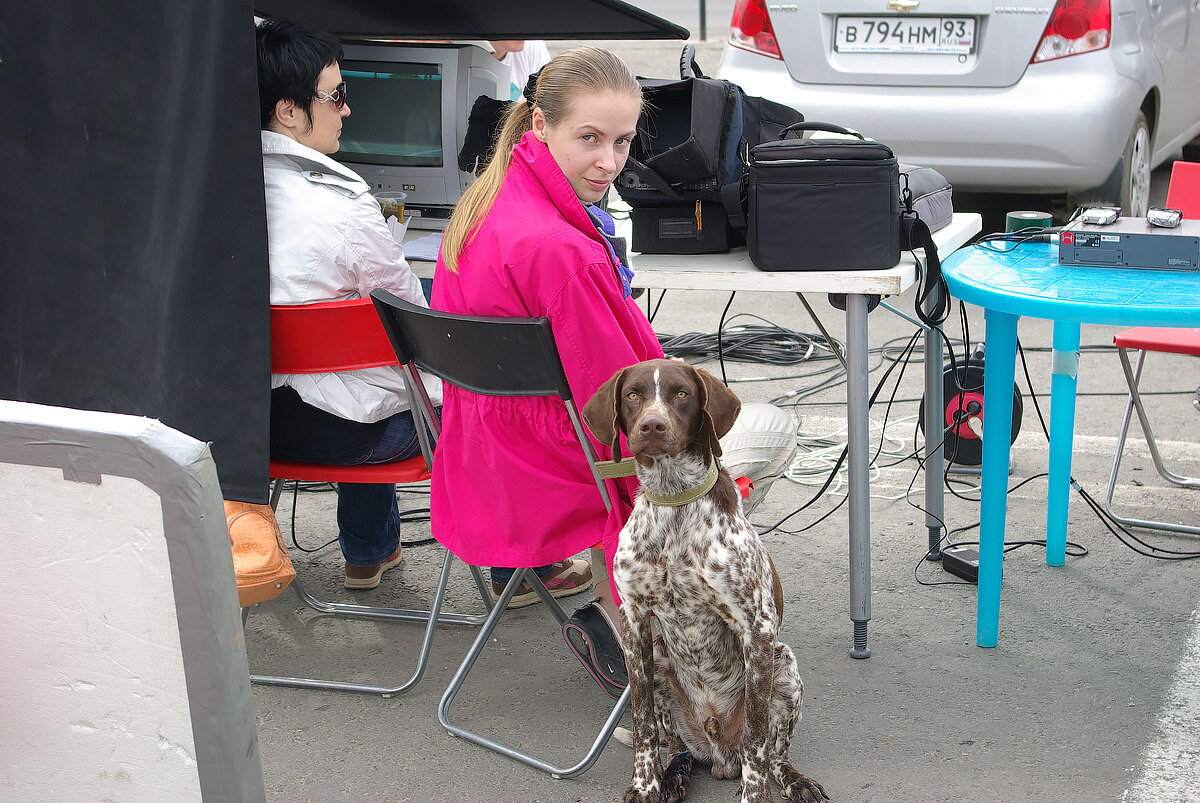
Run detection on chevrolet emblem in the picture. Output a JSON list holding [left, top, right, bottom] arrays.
[[887, 0, 919, 10]]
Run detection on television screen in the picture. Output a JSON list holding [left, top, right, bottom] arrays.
[[339, 61, 443, 168]]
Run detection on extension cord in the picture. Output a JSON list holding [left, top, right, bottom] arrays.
[[941, 543, 979, 583]]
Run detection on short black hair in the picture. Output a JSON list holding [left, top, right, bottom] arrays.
[[255, 18, 344, 129]]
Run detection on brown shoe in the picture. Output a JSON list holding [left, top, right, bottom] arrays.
[[490, 558, 592, 609], [344, 546, 403, 590]]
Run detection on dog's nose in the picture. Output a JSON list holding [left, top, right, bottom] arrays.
[[637, 414, 668, 436]]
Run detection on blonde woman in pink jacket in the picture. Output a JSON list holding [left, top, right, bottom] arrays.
[[432, 47, 797, 698], [432, 47, 650, 696]]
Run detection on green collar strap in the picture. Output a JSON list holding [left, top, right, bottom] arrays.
[[641, 458, 719, 507]]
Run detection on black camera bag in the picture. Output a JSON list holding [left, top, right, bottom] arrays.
[[615, 46, 804, 254], [746, 122, 900, 271]]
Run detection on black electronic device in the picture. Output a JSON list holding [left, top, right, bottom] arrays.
[[941, 543, 979, 583], [917, 344, 1023, 467], [1059, 216, 1200, 270]]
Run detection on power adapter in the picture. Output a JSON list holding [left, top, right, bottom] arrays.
[[941, 544, 979, 583]]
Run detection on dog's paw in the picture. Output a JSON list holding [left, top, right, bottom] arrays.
[[622, 785, 663, 803], [781, 774, 830, 803], [661, 751, 693, 802]]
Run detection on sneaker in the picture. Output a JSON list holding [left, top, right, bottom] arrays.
[[491, 558, 592, 609], [344, 546, 403, 590], [563, 600, 628, 699]]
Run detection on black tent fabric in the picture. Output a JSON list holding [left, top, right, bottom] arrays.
[[256, 0, 689, 40], [0, 0, 272, 503], [1, 1, 687, 507]]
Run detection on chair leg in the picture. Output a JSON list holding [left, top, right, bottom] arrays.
[[1104, 347, 1200, 536], [438, 569, 629, 778], [248, 549, 492, 695]]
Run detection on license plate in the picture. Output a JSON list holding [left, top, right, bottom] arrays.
[[834, 16, 976, 55]]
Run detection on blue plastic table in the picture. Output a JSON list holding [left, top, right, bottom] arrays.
[[941, 242, 1200, 647]]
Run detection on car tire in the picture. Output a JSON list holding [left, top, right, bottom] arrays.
[[1120, 111, 1152, 216], [1070, 112, 1151, 217], [1183, 135, 1200, 163]]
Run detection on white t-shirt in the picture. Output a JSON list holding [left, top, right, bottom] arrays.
[[500, 41, 551, 101]]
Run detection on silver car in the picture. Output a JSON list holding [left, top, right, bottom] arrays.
[[717, 0, 1200, 215]]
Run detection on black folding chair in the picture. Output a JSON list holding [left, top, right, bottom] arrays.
[[370, 289, 630, 778]]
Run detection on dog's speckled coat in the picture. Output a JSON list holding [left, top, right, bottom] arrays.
[[583, 360, 828, 803]]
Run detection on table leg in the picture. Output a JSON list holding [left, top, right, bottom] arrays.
[[977, 308, 1019, 648], [1046, 321, 1080, 567], [845, 294, 871, 659], [923, 291, 945, 561]]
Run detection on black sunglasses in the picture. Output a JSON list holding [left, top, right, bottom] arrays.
[[314, 81, 347, 110]]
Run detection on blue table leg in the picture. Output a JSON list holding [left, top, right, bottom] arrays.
[[1046, 321, 1080, 567], [978, 309, 1019, 648]]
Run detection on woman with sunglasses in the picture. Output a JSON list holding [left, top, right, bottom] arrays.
[[256, 18, 441, 591]]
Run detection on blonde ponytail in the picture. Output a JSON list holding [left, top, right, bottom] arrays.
[[440, 99, 534, 271], [439, 46, 642, 273]]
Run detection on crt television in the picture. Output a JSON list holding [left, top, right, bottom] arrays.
[[335, 43, 509, 225]]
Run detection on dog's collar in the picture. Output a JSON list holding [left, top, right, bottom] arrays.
[[641, 458, 719, 507], [595, 457, 637, 480]]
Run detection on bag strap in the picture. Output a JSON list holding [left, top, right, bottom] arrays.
[[902, 212, 949, 328], [624, 155, 697, 202], [720, 179, 747, 230], [780, 121, 865, 140], [679, 44, 704, 79]]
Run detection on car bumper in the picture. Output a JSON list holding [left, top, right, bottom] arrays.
[[718, 46, 1147, 194]]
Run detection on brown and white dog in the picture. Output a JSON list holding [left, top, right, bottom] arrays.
[[583, 359, 827, 803]]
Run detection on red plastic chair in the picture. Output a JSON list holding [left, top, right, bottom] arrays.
[[1166, 160, 1200, 217], [249, 298, 491, 696], [1103, 161, 1200, 534], [268, 299, 432, 489], [1104, 327, 1200, 535]]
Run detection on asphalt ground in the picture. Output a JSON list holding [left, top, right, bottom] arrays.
[[245, 29, 1200, 803]]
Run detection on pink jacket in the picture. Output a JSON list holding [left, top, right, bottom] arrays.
[[430, 131, 663, 572]]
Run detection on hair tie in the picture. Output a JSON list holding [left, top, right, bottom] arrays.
[[522, 66, 544, 102]]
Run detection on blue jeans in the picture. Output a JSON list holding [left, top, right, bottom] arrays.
[[271, 386, 432, 567]]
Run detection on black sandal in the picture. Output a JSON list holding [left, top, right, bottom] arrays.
[[562, 600, 628, 699]]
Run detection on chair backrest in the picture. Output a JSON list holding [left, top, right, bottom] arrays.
[[270, 298, 398, 374], [371, 289, 611, 511], [1165, 160, 1200, 219], [370, 290, 574, 400]]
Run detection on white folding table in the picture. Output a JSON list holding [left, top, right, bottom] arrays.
[[408, 212, 982, 656]]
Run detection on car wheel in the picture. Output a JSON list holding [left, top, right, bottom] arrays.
[[1120, 111, 1151, 216]]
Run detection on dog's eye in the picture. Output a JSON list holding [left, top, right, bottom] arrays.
[[625, 391, 639, 401], [675, 390, 688, 399]]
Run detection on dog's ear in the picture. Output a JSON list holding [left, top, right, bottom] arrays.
[[582, 367, 629, 456], [690, 366, 741, 459]]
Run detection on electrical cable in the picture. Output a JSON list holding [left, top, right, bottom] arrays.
[[969, 225, 1062, 253], [759, 324, 924, 534], [716, 291, 737, 385], [659, 312, 845, 366], [646, 288, 668, 325]]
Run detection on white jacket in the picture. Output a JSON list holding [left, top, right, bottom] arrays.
[[262, 130, 441, 423]]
